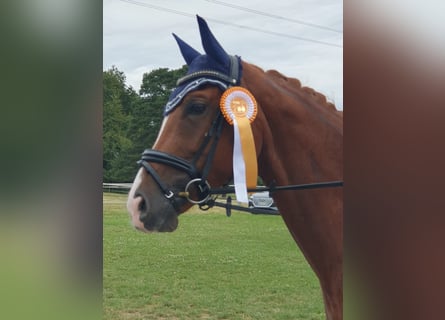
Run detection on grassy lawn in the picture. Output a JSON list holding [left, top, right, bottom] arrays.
[[103, 193, 324, 320]]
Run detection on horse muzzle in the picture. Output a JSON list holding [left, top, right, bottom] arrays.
[[127, 168, 182, 233], [127, 194, 179, 233]]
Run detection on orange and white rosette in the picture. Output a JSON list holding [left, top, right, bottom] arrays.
[[220, 86, 258, 203]]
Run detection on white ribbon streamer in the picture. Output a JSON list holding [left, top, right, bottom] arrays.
[[232, 117, 249, 203]]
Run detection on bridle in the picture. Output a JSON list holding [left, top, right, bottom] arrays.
[[138, 110, 225, 210], [137, 55, 240, 211], [137, 55, 343, 214]]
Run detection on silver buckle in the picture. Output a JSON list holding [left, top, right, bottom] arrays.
[[164, 190, 175, 199]]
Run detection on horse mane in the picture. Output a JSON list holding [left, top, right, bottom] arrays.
[[264, 69, 339, 113]]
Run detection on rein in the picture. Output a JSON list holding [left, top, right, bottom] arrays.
[[209, 180, 344, 196], [182, 180, 343, 216]]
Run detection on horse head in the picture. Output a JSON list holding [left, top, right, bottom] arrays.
[[127, 16, 263, 232]]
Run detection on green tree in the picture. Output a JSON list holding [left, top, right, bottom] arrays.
[[103, 65, 187, 182], [139, 65, 187, 98], [103, 94, 131, 181], [103, 66, 139, 115], [127, 65, 188, 155], [103, 67, 136, 182]]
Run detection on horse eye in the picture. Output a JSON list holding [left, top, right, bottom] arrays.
[[187, 103, 207, 115]]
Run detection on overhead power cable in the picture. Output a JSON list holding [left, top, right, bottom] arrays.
[[204, 0, 342, 34], [119, 0, 342, 48]]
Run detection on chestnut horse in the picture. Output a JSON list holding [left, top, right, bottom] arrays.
[[127, 16, 342, 320]]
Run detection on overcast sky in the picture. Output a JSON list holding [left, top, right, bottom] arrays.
[[104, 0, 343, 109]]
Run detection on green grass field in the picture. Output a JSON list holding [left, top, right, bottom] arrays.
[[103, 193, 324, 320]]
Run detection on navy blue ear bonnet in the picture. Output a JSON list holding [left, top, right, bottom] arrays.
[[164, 15, 242, 115]]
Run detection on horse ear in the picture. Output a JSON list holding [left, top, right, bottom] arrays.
[[172, 33, 201, 65], [196, 15, 229, 66]]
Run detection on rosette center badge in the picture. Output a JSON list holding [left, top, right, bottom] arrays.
[[220, 87, 257, 125]]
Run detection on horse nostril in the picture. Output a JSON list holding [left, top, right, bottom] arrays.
[[139, 198, 147, 212], [127, 192, 149, 231], [134, 191, 150, 217]]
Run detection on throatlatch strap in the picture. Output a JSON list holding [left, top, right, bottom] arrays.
[[228, 55, 240, 85], [199, 113, 224, 183]]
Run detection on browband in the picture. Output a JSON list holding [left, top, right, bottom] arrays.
[[176, 55, 240, 87]]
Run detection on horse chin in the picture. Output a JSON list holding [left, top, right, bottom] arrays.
[[144, 214, 178, 233]]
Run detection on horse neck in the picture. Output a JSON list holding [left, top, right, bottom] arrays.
[[242, 63, 343, 187], [242, 65, 343, 316]]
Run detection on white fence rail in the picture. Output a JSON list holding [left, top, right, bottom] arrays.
[[103, 183, 132, 194]]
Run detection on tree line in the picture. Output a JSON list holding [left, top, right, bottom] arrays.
[[103, 65, 187, 182]]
